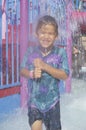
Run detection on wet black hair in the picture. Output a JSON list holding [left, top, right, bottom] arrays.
[[36, 15, 58, 36]]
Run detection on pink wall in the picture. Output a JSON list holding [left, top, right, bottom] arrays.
[[20, 0, 29, 109], [65, 1, 73, 93]]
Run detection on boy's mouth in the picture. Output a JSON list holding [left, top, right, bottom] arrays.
[[41, 39, 51, 45]]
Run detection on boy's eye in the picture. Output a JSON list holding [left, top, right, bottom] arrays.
[[40, 31, 45, 35], [39, 31, 55, 36], [49, 32, 55, 35]]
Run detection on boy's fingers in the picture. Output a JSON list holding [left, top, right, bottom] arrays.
[[34, 68, 42, 78]]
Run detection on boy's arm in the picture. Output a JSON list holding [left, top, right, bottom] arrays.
[[34, 49, 69, 80], [42, 63, 68, 80], [34, 59, 68, 80], [20, 68, 30, 78], [20, 67, 42, 79]]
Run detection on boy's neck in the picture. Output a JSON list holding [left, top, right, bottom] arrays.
[[39, 45, 53, 55]]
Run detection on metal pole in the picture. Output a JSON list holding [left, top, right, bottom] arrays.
[[65, 1, 72, 93], [20, 0, 28, 108]]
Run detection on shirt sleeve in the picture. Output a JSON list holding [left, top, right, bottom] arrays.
[[20, 48, 30, 70]]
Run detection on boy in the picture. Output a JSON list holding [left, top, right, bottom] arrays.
[[20, 15, 69, 130]]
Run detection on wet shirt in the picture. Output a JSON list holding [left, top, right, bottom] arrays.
[[20, 46, 69, 112]]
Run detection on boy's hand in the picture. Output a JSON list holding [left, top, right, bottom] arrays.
[[34, 67, 42, 79], [34, 58, 45, 70], [33, 58, 45, 78]]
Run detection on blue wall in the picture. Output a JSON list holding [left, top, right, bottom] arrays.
[[0, 94, 20, 121]]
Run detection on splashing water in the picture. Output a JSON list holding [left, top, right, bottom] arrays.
[[0, 1, 86, 130], [0, 79, 86, 130]]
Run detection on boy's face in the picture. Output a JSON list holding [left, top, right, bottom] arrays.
[[37, 24, 57, 49]]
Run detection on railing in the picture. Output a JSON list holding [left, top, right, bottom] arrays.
[[0, 0, 20, 90], [73, 0, 86, 11]]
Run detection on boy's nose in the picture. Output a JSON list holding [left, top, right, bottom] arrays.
[[44, 33, 49, 38]]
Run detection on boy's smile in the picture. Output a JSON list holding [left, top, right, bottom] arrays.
[[37, 24, 57, 49]]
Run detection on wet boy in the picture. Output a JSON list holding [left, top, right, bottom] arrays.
[[20, 15, 69, 130]]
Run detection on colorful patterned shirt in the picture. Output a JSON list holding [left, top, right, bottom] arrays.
[[20, 45, 69, 112]]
